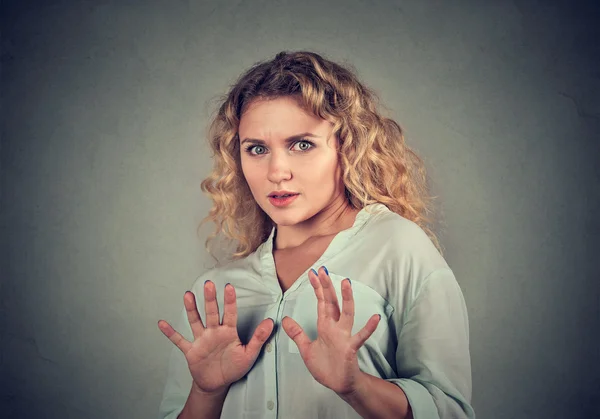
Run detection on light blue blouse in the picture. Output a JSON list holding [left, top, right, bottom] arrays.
[[158, 203, 475, 418]]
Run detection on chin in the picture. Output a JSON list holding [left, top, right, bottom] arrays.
[[269, 214, 300, 226], [264, 206, 303, 225]]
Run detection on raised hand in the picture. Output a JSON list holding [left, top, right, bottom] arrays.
[[282, 267, 381, 396], [158, 281, 274, 394]]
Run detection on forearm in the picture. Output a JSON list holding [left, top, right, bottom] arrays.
[[339, 372, 413, 419], [177, 382, 228, 419]]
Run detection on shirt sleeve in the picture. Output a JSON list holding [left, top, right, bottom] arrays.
[[157, 301, 195, 419], [387, 268, 476, 419]]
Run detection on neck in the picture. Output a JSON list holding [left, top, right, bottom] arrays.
[[273, 198, 360, 251]]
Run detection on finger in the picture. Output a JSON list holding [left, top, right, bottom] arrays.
[[157, 319, 192, 354], [221, 283, 237, 328], [349, 314, 381, 351], [308, 269, 326, 319], [282, 316, 312, 358], [203, 280, 220, 328], [184, 291, 205, 339], [318, 266, 340, 321], [246, 318, 275, 360], [339, 278, 354, 331]]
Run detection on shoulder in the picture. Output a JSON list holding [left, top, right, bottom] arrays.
[[363, 206, 428, 240], [354, 206, 461, 316], [363, 206, 445, 259], [359, 205, 450, 274]]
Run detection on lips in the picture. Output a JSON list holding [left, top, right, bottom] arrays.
[[272, 193, 297, 198], [268, 191, 299, 198], [268, 193, 299, 207]]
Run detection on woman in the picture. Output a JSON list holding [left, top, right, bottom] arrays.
[[157, 51, 475, 419]]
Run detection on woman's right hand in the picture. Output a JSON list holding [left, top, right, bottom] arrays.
[[158, 281, 274, 395]]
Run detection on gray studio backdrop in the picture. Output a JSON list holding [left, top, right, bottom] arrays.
[[2, 1, 598, 418]]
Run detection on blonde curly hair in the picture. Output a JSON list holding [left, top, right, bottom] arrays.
[[198, 50, 442, 264]]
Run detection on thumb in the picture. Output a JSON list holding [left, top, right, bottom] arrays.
[[282, 316, 311, 357], [246, 318, 275, 360]]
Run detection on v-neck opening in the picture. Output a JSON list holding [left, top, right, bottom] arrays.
[[259, 203, 387, 295]]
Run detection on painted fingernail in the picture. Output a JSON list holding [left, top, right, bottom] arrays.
[[204, 279, 210, 285], [347, 278, 352, 286], [310, 268, 318, 276], [378, 314, 382, 320], [322, 266, 329, 275]]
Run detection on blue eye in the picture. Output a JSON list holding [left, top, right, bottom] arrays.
[[244, 140, 314, 156], [294, 141, 313, 151], [245, 145, 267, 155]]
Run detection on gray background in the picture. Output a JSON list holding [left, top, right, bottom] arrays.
[[2, 0, 599, 418]]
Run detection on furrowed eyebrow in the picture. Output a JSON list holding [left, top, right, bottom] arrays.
[[240, 132, 320, 145]]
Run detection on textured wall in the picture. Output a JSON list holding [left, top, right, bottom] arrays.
[[1, 0, 598, 418]]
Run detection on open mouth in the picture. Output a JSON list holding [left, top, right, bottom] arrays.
[[268, 194, 299, 206]]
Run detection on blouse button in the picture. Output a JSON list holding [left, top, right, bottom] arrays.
[[267, 400, 275, 410], [266, 343, 273, 353]]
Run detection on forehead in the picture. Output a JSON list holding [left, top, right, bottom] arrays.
[[238, 97, 330, 137]]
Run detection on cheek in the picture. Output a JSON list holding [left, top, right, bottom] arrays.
[[304, 163, 339, 190], [321, 160, 341, 181], [239, 162, 253, 186], [241, 163, 264, 192]]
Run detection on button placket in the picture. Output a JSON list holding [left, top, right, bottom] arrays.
[[262, 295, 283, 417]]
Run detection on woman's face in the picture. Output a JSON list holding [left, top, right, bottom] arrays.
[[238, 96, 346, 228]]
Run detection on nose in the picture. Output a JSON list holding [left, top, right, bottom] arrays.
[[266, 151, 292, 183]]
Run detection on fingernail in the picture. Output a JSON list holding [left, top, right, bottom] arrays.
[[310, 268, 318, 276], [378, 314, 382, 320], [204, 279, 209, 285], [322, 266, 328, 275], [347, 278, 352, 286], [225, 282, 231, 288]]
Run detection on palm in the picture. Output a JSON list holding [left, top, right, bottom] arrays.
[[282, 268, 380, 395], [302, 331, 359, 392], [158, 281, 274, 394], [185, 327, 248, 391]]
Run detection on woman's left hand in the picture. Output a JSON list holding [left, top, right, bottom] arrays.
[[282, 266, 381, 396]]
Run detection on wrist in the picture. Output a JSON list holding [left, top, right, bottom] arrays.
[[337, 372, 413, 419], [337, 371, 371, 402], [191, 381, 230, 398]]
